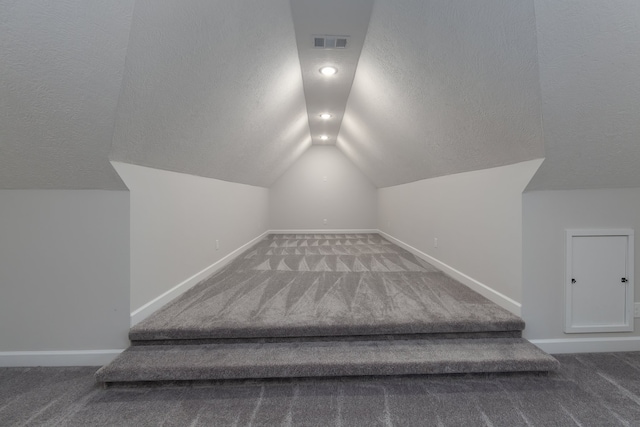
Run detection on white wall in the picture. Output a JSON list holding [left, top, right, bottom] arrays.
[[378, 160, 543, 313], [523, 188, 640, 342], [269, 146, 377, 231], [0, 191, 130, 353], [112, 162, 269, 316]]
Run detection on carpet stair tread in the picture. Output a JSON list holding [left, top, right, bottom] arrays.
[[96, 337, 558, 384]]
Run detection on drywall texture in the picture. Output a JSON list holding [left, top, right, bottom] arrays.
[[338, 0, 544, 187], [523, 188, 640, 340], [110, 0, 310, 187], [269, 146, 377, 231], [528, 0, 640, 190], [0, 190, 130, 351], [378, 160, 543, 303], [0, 1, 134, 189], [112, 162, 269, 312]]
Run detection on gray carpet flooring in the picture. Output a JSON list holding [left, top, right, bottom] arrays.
[[96, 338, 558, 383], [130, 234, 524, 341], [99, 233, 555, 384], [4, 352, 640, 426]]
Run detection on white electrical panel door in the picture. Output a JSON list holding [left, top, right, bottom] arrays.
[[565, 230, 634, 333]]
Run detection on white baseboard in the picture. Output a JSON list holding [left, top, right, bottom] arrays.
[[130, 230, 270, 326], [377, 230, 521, 316], [530, 337, 640, 354], [0, 349, 124, 367], [269, 229, 379, 234]]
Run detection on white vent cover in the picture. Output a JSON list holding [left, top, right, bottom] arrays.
[[313, 35, 349, 49]]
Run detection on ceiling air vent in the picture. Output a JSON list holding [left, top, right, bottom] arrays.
[[313, 35, 349, 49]]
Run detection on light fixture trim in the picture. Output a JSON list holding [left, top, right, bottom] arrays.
[[319, 66, 338, 76], [319, 113, 332, 119]]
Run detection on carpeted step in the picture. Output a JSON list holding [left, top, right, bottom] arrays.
[[96, 337, 558, 385], [130, 321, 526, 343], [128, 257, 525, 343], [129, 322, 523, 344], [129, 330, 523, 346]]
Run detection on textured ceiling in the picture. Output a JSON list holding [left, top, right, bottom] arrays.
[[0, 1, 133, 189], [526, 0, 640, 191], [109, 0, 310, 188], [337, 0, 545, 188], [291, 0, 372, 146], [3, 0, 639, 191]]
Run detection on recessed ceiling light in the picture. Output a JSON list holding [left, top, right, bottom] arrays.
[[319, 66, 337, 76], [320, 135, 329, 141], [319, 113, 332, 119]]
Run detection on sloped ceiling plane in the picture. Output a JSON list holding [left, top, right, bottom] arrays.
[[1, 1, 639, 190]]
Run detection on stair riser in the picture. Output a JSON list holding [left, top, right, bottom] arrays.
[[99, 360, 558, 384], [130, 323, 524, 342], [130, 331, 522, 346]]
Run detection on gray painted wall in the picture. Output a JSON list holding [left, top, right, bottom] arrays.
[[0, 190, 130, 351], [269, 146, 377, 231], [523, 188, 640, 340], [379, 160, 542, 306], [112, 162, 269, 313]]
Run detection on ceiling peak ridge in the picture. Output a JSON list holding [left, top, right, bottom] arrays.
[[290, 0, 374, 146]]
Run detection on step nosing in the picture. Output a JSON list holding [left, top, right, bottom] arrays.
[[97, 337, 559, 383], [129, 322, 525, 341]]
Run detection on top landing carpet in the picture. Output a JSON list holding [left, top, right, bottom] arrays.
[[130, 234, 524, 340]]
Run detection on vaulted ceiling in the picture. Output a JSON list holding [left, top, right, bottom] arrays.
[[110, 0, 310, 187], [1, 0, 639, 190], [0, 1, 133, 189], [338, 0, 544, 187], [526, 0, 640, 191]]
